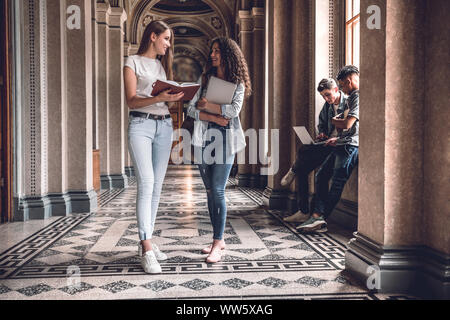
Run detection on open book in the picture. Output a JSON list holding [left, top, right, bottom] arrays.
[[151, 80, 200, 101], [205, 76, 237, 105]]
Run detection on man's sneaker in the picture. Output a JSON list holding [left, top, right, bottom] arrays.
[[315, 224, 328, 233], [283, 211, 310, 223], [138, 244, 168, 261], [141, 250, 162, 274], [281, 168, 296, 187], [296, 215, 327, 232]]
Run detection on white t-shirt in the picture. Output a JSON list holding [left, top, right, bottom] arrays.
[[124, 55, 170, 115]]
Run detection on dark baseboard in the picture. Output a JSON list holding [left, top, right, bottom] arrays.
[[328, 199, 358, 230], [125, 166, 135, 177], [345, 232, 450, 299], [236, 173, 253, 187], [47, 193, 71, 216], [13, 190, 95, 221], [110, 174, 128, 188], [15, 196, 52, 221], [262, 187, 289, 210], [68, 189, 98, 213], [100, 175, 113, 190]]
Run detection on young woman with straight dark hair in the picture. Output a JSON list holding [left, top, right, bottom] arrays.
[[124, 20, 184, 274]]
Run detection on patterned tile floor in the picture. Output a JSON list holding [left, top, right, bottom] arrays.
[[0, 165, 417, 300]]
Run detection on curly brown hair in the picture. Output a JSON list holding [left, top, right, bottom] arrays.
[[204, 38, 252, 98]]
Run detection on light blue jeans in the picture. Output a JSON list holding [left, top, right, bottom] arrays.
[[128, 115, 173, 240]]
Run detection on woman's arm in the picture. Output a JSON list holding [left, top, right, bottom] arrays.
[[199, 112, 229, 126], [197, 83, 245, 119], [123, 66, 184, 109]]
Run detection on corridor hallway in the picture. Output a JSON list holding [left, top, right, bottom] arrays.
[[0, 166, 416, 300]]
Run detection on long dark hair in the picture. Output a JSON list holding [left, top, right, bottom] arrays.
[[137, 20, 174, 80], [204, 38, 252, 98]]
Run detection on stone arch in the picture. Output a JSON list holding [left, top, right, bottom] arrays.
[[129, 0, 233, 44], [164, 17, 221, 40]]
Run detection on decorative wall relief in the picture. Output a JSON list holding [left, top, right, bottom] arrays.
[[211, 16, 222, 29]]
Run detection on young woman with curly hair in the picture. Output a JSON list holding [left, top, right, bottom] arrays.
[[187, 37, 252, 263]]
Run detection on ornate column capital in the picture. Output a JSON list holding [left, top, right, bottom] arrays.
[[251, 7, 265, 31], [109, 7, 127, 28], [96, 2, 111, 24], [238, 10, 254, 32]]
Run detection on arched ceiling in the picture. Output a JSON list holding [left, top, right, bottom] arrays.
[[124, 0, 237, 81]]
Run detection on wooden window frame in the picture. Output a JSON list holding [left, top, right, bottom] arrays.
[[345, 0, 360, 66], [1, 0, 13, 223]]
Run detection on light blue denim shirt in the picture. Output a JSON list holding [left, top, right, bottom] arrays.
[[187, 78, 246, 155]]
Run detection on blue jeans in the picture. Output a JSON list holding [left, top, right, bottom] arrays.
[[128, 115, 173, 240], [313, 145, 359, 218], [195, 124, 235, 240]]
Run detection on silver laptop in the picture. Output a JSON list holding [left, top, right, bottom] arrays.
[[205, 76, 237, 104], [293, 126, 326, 145]]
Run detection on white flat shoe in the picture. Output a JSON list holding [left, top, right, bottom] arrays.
[[138, 243, 168, 261], [141, 250, 162, 274]]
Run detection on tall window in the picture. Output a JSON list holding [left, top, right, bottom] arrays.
[[346, 0, 360, 68]]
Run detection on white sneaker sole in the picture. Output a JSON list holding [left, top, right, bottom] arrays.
[[296, 220, 327, 230], [141, 263, 162, 274]]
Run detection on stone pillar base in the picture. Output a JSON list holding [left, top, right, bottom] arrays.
[[328, 199, 358, 230], [110, 174, 128, 188], [68, 190, 98, 213], [262, 187, 289, 210], [15, 196, 52, 221], [125, 166, 135, 177], [345, 232, 450, 299], [100, 175, 112, 190], [237, 173, 253, 187], [47, 193, 72, 216], [286, 192, 298, 213]]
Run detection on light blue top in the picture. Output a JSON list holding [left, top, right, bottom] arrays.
[[187, 78, 247, 155]]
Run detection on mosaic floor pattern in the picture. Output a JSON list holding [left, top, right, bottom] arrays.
[[0, 166, 417, 300]]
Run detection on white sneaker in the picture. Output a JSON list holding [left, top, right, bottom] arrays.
[[281, 169, 296, 187], [141, 250, 162, 274], [283, 211, 310, 223], [152, 244, 168, 261], [138, 244, 168, 261]]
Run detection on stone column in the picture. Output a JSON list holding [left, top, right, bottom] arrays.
[[65, 0, 97, 212], [288, 0, 313, 212], [345, 0, 449, 298], [263, 0, 312, 210], [96, 2, 111, 189], [107, 7, 128, 188], [236, 10, 254, 187], [262, 0, 292, 209], [17, 0, 52, 220], [251, 7, 266, 188], [46, 0, 70, 216]]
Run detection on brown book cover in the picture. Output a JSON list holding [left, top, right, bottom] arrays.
[[151, 80, 200, 101]]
